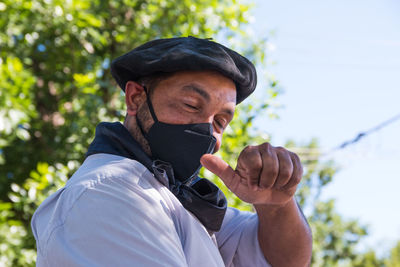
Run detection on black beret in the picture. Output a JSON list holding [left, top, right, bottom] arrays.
[[110, 36, 257, 104]]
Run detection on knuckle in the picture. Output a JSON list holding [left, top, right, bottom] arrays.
[[291, 153, 303, 174], [270, 165, 279, 177], [241, 146, 261, 159], [261, 145, 275, 159], [293, 174, 302, 184], [238, 152, 262, 176], [260, 142, 271, 150], [299, 165, 304, 176], [261, 180, 273, 188], [276, 146, 291, 158], [290, 151, 301, 162], [241, 145, 258, 157], [280, 168, 292, 178], [246, 158, 262, 172], [244, 145, 257, 152]]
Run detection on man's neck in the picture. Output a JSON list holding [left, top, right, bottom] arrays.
[[123, 116, 152, 156]]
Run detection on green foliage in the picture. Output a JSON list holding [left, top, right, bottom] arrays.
[[351, 250, 385, 267], [1, 0, 398, 266], [285, 139, 371, 266], [348, 242, 400, 267], [0, 0, 264, 265], [309, 200, 367, 266], [0, 161, 70, 266], [385, 241, 400, 267], [0, 57, 37, 156]]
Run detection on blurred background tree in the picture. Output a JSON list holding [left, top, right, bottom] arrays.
[[0, 0, 397, 266]]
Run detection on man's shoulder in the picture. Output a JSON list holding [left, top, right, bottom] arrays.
[[31, 154, 180, 251], [58, 153, 161, 212], [67, 153, 148, 186], [34, 153, 172, 220]]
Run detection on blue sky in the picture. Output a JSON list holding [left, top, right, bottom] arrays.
[[250, 0, 400, 255]]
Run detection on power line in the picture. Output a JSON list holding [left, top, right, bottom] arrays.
[[333, 112, 400, 151], [285, 112, 400, 160]]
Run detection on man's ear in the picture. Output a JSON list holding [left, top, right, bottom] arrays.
[[125, 81, 145, 116]]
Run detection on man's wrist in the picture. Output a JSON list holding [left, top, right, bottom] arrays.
[[253, 197, 296, 215]]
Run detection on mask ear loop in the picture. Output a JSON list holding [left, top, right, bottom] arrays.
[[135, 85, 158, 139], [143, 86, 159, 123]]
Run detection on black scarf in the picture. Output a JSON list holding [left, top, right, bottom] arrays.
[[86, 122, 227, 232]]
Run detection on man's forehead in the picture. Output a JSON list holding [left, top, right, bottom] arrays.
[[164, 71, 237, 102], [182, 84, 211, 101]]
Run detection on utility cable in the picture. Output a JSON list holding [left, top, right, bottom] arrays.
[[332, 112, 400, 152], [286, 112, 400, 160]]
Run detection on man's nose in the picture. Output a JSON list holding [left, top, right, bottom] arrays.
[[204, 116, 222, 153], [212, 132, 222, 153]]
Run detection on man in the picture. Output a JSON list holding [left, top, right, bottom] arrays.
[[32, 37, 312, 266]]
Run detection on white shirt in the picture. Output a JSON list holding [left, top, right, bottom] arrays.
[[31, 153, 270, 266]]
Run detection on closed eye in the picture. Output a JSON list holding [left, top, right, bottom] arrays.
[[184, 103, 199, 110], [214, 118, 227, 130]]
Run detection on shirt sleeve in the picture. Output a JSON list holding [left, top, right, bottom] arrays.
[[39, 178, 188, 267], [215, 207, 272, 267]]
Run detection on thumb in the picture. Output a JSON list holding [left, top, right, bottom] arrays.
[[200, 154, 236, 185]]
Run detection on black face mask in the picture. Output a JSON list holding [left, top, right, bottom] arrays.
[[136, 87, 217, 183]]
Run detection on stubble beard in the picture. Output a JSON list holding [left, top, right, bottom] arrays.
[[128, 101, 153, 156]]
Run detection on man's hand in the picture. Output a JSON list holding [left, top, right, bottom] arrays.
[[202, 143, 312, 266], [200, 143, 303, 206]]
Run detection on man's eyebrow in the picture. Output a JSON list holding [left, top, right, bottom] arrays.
[[182, 84, 210, 101]]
